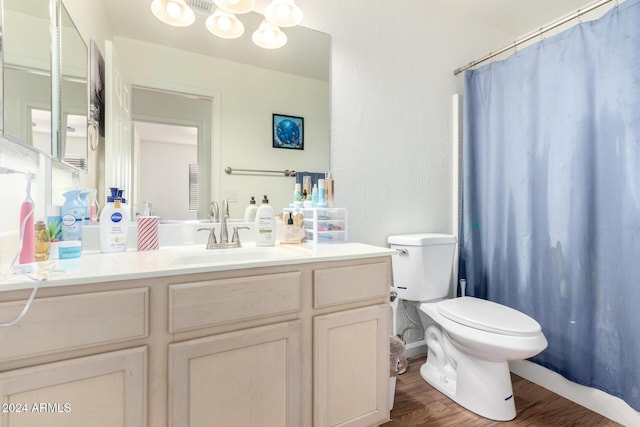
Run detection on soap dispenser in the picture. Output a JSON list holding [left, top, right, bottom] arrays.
[[254, 195, 275, 247], [243, 196, 258, 222]]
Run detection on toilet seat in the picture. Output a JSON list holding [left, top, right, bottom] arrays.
[[436, 297, 541, 337]]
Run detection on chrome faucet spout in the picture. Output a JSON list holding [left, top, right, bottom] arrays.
[[220, 200, 230, 243], [209, 201, 219, 222]]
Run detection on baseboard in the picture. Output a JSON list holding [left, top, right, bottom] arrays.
[[403, 340, 427, 359], [510, 360, 640, 426]]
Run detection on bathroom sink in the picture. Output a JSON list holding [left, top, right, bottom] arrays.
[[168, 244, 309, 266]]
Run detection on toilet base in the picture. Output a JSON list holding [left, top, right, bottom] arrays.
[[420, 336, 517, 421]]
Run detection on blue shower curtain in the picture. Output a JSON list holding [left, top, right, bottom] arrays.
[[460, 0, 640, 411]]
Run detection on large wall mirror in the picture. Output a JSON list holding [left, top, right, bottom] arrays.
[[2, 0, 53, 156], [59, 2, 88, 170], [65, 0, 331, 220], [1, 0, 88, 169]]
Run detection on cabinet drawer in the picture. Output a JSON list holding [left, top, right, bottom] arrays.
[[314, 262, 389, 308], [169, 272, 302, 333], [0, 288, 149, 362]]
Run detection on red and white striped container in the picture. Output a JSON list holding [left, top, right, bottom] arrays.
[[137, 216, 159, 251]]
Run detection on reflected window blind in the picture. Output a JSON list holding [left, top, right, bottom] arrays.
[[189, 164, 198, 211]]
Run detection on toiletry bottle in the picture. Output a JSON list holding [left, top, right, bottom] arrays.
[[46, 205, 62, 241], [79, 190, 90, 225], [61, 189, 83, 242], [302, 176, 311, 200], [317, 179, 326, 207], [243, 196, 258, 222], [89, 189, 100, 224], [100, 196, 130, 253], [293, 183, 303, 209], [254, 195, 275, 247], [325, 172, 334, 208], [137, 202, 159, 251], [34, 220, 50, 262], [311, 184, 318, 207]]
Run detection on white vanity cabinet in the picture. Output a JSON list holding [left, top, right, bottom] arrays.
[[169, 321, 303, 427], [166, 271, 304, 427], [0, 288, 149, 427], [0, 252, 391, 427], [312, 262, 391, 427]]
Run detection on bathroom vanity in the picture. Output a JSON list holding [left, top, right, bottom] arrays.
[[0, 243, 393, 427]]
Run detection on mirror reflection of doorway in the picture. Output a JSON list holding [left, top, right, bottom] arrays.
[[133, 122, 198, 220], [131, 87, 212, 220]]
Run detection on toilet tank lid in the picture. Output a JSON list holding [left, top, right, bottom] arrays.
[[387, 233, 457, 246]]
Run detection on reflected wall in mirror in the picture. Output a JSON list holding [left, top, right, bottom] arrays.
[[3, 0, 52, 155], [59, 0, 330, 220], [59, 1, 88, 170]]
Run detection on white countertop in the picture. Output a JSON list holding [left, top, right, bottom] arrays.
[[0, 242, 396, 292]]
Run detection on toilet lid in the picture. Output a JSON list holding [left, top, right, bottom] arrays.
[[437, 297, 542, 337]]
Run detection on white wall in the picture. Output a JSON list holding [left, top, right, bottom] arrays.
[[298, 1, 513, 247]]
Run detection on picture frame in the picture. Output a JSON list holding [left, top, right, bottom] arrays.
[[273, 113, 304, 150]]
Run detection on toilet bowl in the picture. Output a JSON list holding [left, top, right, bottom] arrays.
[[419, 297, 547, 420], [388, 233, 548, 421]]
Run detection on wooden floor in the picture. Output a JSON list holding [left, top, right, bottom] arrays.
[[383, 355, 622, 427]]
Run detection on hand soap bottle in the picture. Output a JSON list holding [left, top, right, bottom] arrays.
[[243, 196, 258, 222], [100, 188, 130, 253], [254, 195, 275, 247]]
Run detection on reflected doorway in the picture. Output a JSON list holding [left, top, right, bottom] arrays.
[[130, 87, 212, 220], [133, 122, 198, 220]]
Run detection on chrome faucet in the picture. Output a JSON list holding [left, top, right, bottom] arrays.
[[199, 200, 248, 249], [209, 201, 219, 222]]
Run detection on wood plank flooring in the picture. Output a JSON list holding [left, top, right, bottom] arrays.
[[383, 355, 622, 427]]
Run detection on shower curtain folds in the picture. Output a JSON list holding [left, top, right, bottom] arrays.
[[460, 0, 640, 411]]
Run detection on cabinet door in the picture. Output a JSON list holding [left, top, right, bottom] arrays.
[[169, 321, 302, 427], [314, 304, 389, 427], [0, 346, 147, 427]]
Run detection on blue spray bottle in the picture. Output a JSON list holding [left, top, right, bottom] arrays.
[[61, 189, 84, 241]]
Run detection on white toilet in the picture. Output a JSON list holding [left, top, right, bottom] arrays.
[[388, 233, 548, 421]]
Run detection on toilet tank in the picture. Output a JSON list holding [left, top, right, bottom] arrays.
[[388, 233, 457, 302]]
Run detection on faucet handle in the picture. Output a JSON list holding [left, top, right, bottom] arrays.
[[231, 227, 250, 245], [198, 227, 217, 249]]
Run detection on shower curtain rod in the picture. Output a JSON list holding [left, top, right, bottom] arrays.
[[453, 0, 618, 75]]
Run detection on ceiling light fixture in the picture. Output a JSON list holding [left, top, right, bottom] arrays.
[[264, 0, 303, 27], [252, 20, 287, 49], [206, 9, 244, 39], [213, 0, 255, 15], [150, 0, 196, 27], [150, 0, 301, 49]]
